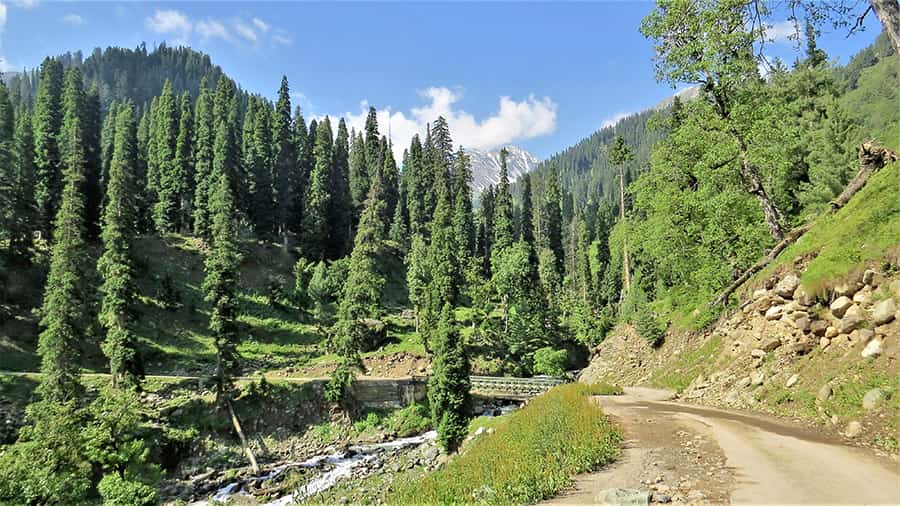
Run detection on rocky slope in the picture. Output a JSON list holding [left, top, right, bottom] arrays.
[[581, 265, 899, 455], [468, 145, 540, 193]]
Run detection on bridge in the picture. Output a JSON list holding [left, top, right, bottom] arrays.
[[469, 375, 568, 400], [348, 375, 568, 408]]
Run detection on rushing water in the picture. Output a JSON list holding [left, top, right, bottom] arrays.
[[196, 430, 438, 505]]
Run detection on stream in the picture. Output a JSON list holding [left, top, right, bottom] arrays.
[[196, 430, 438, 505]]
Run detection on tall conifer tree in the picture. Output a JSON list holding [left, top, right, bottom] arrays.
[[328, 118, 353, 258], [152, 80, 179, 233], [193, 77, 215, 238], [273, 77, 295, 240], [303, 116, 333, 260], [451, 147, 475, 262], [428, 303, 470, 453], [32, 58, 65, 241], [492, 148, 514, 253], [98, 102, 142, 387], [174, 92, 194, 232]]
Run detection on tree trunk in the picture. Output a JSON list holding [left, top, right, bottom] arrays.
[[741, 156, 785, 242], [619, 166, 631, 291], [871, 0, 900, 55], [227, 399, 260, 474]]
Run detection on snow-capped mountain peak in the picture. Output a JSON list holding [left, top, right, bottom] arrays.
[[467, 146, 540, 193]]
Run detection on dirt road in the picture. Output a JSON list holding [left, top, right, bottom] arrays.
[[545, 387, 900, 505]]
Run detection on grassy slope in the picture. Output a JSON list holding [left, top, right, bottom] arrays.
[[0, 234, 423, 376]]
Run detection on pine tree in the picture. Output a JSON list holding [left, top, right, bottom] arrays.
[[152, 80, 181, 233], [451, 147, 475, 262], [303, 116, 333, 260], [210, 77, 241, 229], [427, 303, 470, 453], [328, 118, 353, 258], [32, 57, 65, 241], [477, 185, 495, 275], [406, 234, 428, 333], [0, 81, 13, 141], [6, 107, 37, 264], [404, 134, 429, 236], [203, 168, 243, 404], [541, 167, 564, 277], [98, 102, 142, 388], [193, 77, 215, 238], [37, 66, 93, 403], [609, 135, 633, 292], [174, 92, 194, 232], [381, 136, 400, 224], [389, 181, 410, 251], [424, 182, 460, 335], [492, 148, 514, 253], [246, 97, 274, 236], [429, 117, 453, 193], [273, 77, 295, 240], [363, 107, 381, 183], [291, 106, 312, 236], [349, 130, 369, 223], [519, 173, 535, 246], [84, 85, 103, 240]]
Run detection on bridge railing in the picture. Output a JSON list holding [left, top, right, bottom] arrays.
[[469, 375, 568, 398]]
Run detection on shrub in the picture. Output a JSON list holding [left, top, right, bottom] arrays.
[[390, 383, 621, 505], [532, 347, 568, 377], [636, 305, 665, 346], [97, 473, 157, 506]]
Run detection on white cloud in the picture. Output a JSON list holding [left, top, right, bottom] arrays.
[[272, 32, 292, 46], [146, 9, 191, 37], [337, 87, 557, 160], [252, 17, 269, 33], [234, 20, 257, 42], [62, 13, 84, 25], [765, 20, 797, 43], [196, 19, 229, 40], [600, 112, 629, 129]]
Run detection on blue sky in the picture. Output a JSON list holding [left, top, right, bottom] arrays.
[[0, 1, 883, 160]]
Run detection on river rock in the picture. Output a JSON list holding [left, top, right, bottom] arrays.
[[737, 376, 752, 388], [824, 326, 839, 338], [775, 274, 800, 298], [839, 305, 866, 333], [834, 282, 858, 298], [861, 339, 883, 359], [596, 488, 650, 506], [817, 384, 832, 401], [765, 305, 784, 320], [725, 390, 740, 405], [872, 298, 896, 325], [793, 338, 814, 355], [856, 328, 875, 344], [830, 296, 853, 318], [862, 389, 886, 411], [750, 349, 765, 359], [752, 288, 768, 300], [845, 421, 862, 438], [750, 371, 765, 387], [792, 317, 811, 332], [786, 374, 799, 388], [820, 337, 831, 349], [651, 492, 672, 504], [794, 286, 815, 306], [862, 269, 877, 287]]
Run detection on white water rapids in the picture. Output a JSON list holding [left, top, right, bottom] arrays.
[[193, 430, 438, 505]]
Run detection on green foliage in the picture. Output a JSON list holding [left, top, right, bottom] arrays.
[[581, 382, 624, 395], [635, 304, 665, 346], [427, 305, 471, 452], [97, 473, 158, 506], [532, 347, 568, 377], [391, 383, 621, 505]]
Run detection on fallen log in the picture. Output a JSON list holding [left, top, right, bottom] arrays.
[[228, 398, 260, 474], [710, 142, 897, 307]]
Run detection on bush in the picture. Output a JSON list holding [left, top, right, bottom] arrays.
[[532, 347, 568, 377], [97, 473, 157, 506], [390, 383, 621, 505], [636, 305, 665, 346]]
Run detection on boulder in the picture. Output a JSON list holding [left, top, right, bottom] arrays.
[[861, 339, 883, 359], [752, 288, 768, 300], [786, 374, 799, 388], [890, 279, 900, 299], [750, 371, 765, 386], [786, 310, 809, 321], [845, 421, 862, 438], [792, 338, 814, 355], [792, 317, 811, 332], [737, 376, 752, 388], [760, 338, 782, 352], [824, 326, 839, 338], [862, 389, 885, 411], [834, 282, 859, 298], [856, 328, 875, 344], [794, 287, 815, 306], [725, 391, 740, 405], [750, 349, 766, 359], [765, 305, 784, 320], [872, 298, 896, 325], [817, 384, 832, 401], [774, 274, 800, 298], [809, 320, 829, 337], [838, 305, 866, 334], [829, 296, 853, 318], [595, 488, 650, 506], [852, 287, 872, 305], [819, 337, 831, 349]]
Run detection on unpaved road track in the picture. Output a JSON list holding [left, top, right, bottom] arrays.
[[545, 387, 900, 505]]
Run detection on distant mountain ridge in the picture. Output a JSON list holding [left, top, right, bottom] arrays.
[[468, 146, 540, 193]]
